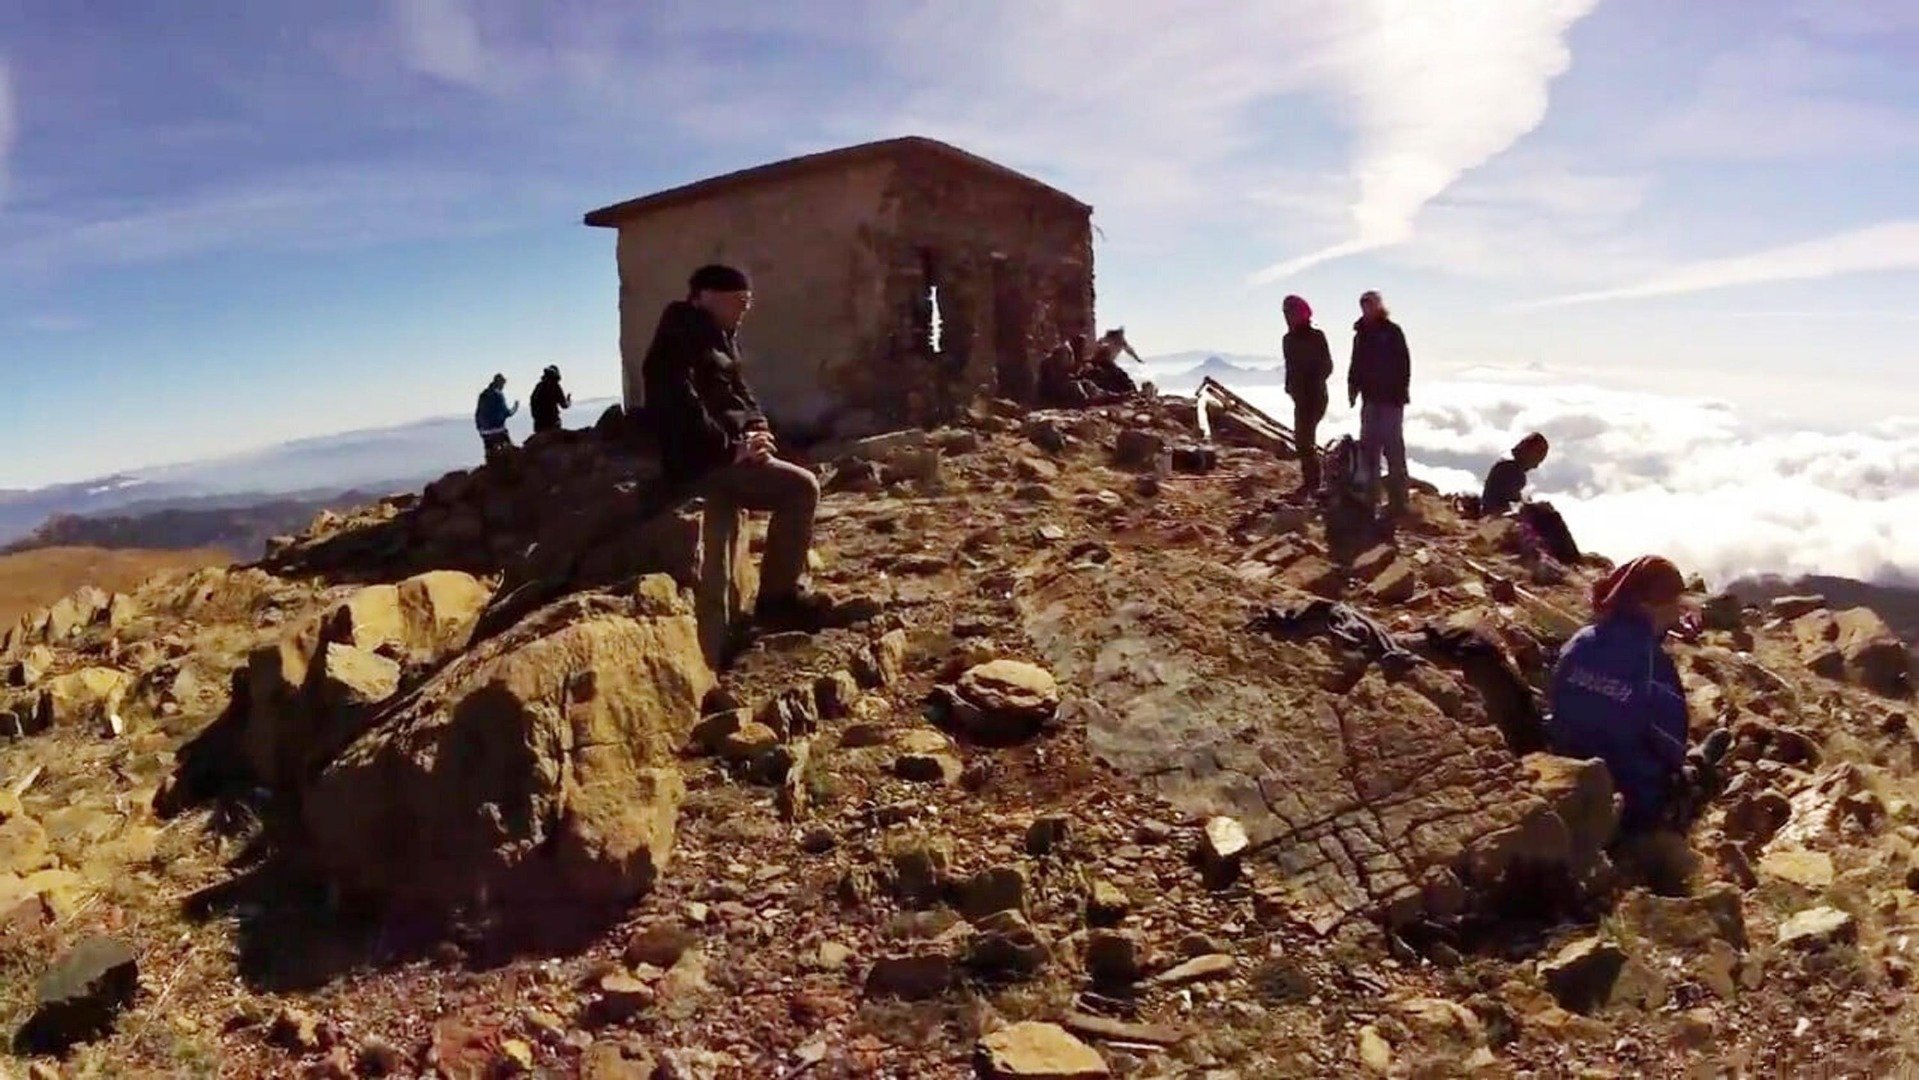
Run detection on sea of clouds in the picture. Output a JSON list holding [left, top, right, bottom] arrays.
[[1213, 370, 1917, 588]]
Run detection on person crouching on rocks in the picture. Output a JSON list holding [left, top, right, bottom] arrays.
[[1481, 432, 1581, 563], [641, 263, 830, 631], [1548, 556, 1731, 884]]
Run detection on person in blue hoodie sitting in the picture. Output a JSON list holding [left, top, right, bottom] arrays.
[[1548, 554, 1731, 840], [474, 373, 519, 463]]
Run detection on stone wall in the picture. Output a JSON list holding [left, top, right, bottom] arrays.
[[611, 159, 901, 434], [605, 144, 1094, 442]]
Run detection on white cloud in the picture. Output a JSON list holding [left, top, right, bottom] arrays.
[[1516, 220, 1919, 309], [393, 0, 490, 89], [1228, 376, 1919, 585], [0, 58, 16, 201], [1248, 0, 1600, 282]]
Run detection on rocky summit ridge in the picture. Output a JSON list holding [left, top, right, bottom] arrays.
[[0, 395, 1913, 1077]]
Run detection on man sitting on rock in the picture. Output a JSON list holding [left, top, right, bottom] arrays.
[[1548, 556, 1731, 882], [641, 264, 826, 629]]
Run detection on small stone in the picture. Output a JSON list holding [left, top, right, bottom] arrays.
[[1016, 457, 1061, 483], [1357, 1025, 1394, 1075], [1769, 595, 1826, 620], [852, 630, 909, 689], [1759, 849, 1834, 890], [838, 722, 891, 748], [688, 709, 749, 755], [270, 1006, 329, 1052], [799, 827, 837, 855], [1086, 880, 1131, 926], [976, 1021, 1109, 1079], [355, 1037, 408, 1076], [18, 936, 139, 1053], [1150, 953, 1235, 987], [1540, 936, 1626, 1014], [1025, 816, 1071, 857], [960, 865, 1028, 922], [1778, 906, 1856, 950], [1113, 430, 1165, 471], [893, 729, 963, 785], [1369, 560, 1418, 604], [813, 670, 861, 720], [866, 950, 956, 1000], [969, 910, 1050, 979], [1086, 930, 1144, 986], [1063, 1013, 1185, 1048], [1200, 815, 1249, 885], [591, 973, 655, 1025], [1697, 940, 1740, 1000], [1676, 1007, 1715, 1049], [498, 1039, 536, 1075], [815, 941, 855, 971], [624, 922, 696, 969]]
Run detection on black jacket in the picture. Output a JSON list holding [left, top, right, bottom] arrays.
[[1349, 317, 1411, 406], [1282, 327, 1333, 402], [530, 376, 570, 432], [641, 301, 766, 482], [1482, 458, 1527, 515]]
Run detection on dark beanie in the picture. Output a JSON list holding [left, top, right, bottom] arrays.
[[688, 263, 750, 294]]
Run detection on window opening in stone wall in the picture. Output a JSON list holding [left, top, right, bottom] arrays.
[[929, 285, 945, 355]]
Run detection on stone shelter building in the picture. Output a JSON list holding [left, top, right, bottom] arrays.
[[583, 136, 1094, 440]]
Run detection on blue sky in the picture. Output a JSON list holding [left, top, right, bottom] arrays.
[[1, 0, 1915, 488]]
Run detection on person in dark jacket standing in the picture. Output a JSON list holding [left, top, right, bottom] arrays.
[[474, 374, 518, 463], [1348, 290, 1412, 517], [1548, 555, 1729, 837], [641, 264, 822, 628], [530, 365, 572, 434], [1281, 295, 1332, 496]]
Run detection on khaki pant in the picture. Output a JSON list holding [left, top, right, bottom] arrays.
[[1359, 401, 1408, 512], [696, 457, 819, 601]]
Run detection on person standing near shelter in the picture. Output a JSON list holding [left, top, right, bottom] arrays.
[[530, 365, 572, 435], [641, 263, 825, 629], [474, 374, 519, 463], [1348, 290, 1412, 518], [1281, 295, 1332, 497]]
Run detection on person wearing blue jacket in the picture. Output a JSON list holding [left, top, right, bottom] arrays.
[[474, 374, 519, 463], [1548, 554, 1729, 835]]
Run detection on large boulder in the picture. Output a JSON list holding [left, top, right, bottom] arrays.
[[1793, 608, 1911, 695], [944, 660, 1061, 744], [244, 571, 488, 788], [1521, 754, 1619, 884], [1026, 555, 1599, 933], [1832, 608, 1911, 695], [301, 579, 713, 907], [42, 587, 110, 643], [34, 668, 131, 733]]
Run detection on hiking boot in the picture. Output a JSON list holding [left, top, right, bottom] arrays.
[[753, 589, 883, 633], [1699, 727, 1733, 766], [753, 591, 836, 633]]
